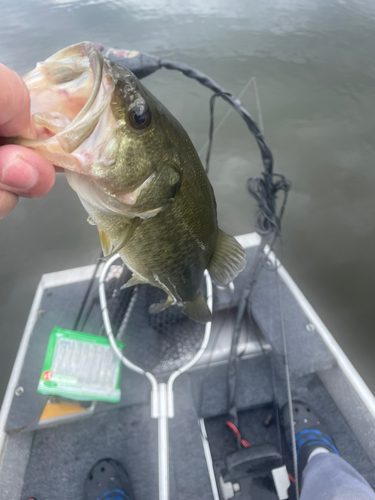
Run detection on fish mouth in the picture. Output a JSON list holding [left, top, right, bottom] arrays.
[[17, 42, 172, 220], [17, 42, 115, 173]]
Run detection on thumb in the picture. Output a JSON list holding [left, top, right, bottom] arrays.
[[0, 64, 36, 139]]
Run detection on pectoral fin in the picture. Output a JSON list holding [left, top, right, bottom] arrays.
[[109, 217, 143, 255], [208, 230, 246, 284], [98, 228, 112, 257], [116, 166, 181, 218], [98, 218, 143, 259], [182, 292, 212, 323]]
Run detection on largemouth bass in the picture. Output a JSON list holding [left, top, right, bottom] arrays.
[[13, 42, 246, 322]]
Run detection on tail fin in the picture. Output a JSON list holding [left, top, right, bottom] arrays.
[[182, 292, 212, 323]]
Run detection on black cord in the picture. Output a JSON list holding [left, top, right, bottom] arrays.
[[226, 238, 269, 426], [250, 310, 283, 465], [73, 251, 103, 331], [205, 93, 220, 174], [156, 57, 292, 433], [159, 58, 291, 247], [106, 49, 291, 243], [159, 59, 273, 174], [197, 306, 233, 417]]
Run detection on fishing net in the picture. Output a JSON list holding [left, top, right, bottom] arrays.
[[103, 257, 207, 376]]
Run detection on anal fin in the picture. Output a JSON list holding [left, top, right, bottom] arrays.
[[208, 229, 246, 284], [121, 274, 147, 289], [149, 295, 174, 314]]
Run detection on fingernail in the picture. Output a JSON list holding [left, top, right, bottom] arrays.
[[1, 156, 38, 190]]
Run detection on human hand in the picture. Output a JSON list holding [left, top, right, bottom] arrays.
[[0, 63, 55, 218]]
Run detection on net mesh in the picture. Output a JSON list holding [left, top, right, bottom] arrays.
[[104, 259, 206, 375]]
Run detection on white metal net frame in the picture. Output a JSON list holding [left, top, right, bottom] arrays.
[[99, 253, 213, 500]]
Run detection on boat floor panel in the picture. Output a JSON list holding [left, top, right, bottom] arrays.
[[21, 375, 214, 500], [20, 371, 375, 499]]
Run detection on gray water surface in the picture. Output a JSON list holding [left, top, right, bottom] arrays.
[[1, 0, 375, 402]]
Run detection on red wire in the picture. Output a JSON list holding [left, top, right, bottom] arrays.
[[288, 472, 296, 484], [225, 422, 296, 486], [225, 421, 251, 448], [225, 421, 240, 438], [241, 439, 251, 448]]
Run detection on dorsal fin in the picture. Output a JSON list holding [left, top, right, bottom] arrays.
[[208, 230, 246, 284]]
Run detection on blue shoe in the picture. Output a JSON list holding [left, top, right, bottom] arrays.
[[281, 400, 339, 473], [83, 458, 135, 500]]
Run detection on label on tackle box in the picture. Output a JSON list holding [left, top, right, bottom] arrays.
[[37, 328, 123, 403]]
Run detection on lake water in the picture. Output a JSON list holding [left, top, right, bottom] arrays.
[[1, 0, 375, 403]]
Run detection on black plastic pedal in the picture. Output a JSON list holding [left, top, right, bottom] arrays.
[[226, 444, 282, 480]]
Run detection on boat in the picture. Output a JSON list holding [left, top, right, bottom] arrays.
[[1, 46, 375, 500], [1, 231, 375, 500]]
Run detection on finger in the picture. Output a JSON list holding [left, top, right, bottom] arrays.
[[0, 145, 55, 198], [0, 189, 18, 219], [0, 64, 35, 139]]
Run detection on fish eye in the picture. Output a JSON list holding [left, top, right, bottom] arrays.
[[129, 106, 152, 130]]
